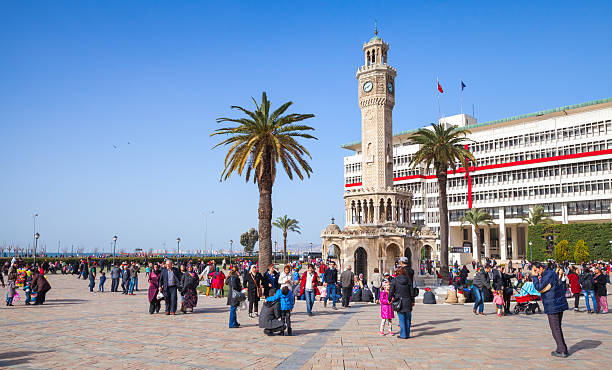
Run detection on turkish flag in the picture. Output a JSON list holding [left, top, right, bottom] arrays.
[[437, 80, 444, 93]]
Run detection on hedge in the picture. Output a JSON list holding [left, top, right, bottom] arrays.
[[527, 223, 612, 262]]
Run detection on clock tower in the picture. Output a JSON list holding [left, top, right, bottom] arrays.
[[356, 30, 396, 190]]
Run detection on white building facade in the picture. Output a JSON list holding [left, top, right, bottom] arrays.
[[343, 97, 612, 261]]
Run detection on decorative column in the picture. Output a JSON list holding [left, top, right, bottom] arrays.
[[499, 224, 507, 261], [511, 225, 519, 261], [472, 225, 478, 260], [484, 226, 491, 258]]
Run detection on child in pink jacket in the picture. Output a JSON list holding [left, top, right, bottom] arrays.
[[379, 281, 394, 335], [493, 289, 505, 317]]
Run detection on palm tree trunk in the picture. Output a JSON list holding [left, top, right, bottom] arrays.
[[437, 170, 449, 280], [257, 150, 273, 270], [474, 227, 480, 262], [283, 231, 288, 264]]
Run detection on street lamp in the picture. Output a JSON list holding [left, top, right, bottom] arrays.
[[310, 242, 313, 254], [229, 239, 233, 265], [609, 240, 612, 260], [529, 241, 533, 262], [34, 232, 40, 266], [274, 241, 278, 264], [112, 235, 118, 265], [204, 211, 214, 257], [176, 237, 181, 264]]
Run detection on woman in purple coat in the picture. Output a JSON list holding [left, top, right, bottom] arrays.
[[148, 263, 162, 314]]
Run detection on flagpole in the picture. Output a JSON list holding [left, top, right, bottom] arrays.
[[460, 80, 463, 114], [437, 77, 441, 120]]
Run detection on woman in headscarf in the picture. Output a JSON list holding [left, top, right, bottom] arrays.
[[211, 267, 226, 298], [148, 263, 162, 314], [245, 264, 263, 317], [180, 264, 199, 313]]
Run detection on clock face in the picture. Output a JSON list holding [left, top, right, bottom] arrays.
[[387, 81, 394, 93], [363, 81, 373, 92]]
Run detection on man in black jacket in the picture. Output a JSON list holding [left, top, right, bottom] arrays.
[[159, 259, 181, 315], [322, 261, 338, 309]]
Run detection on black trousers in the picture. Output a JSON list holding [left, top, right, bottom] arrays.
[[164, 286, 178, 313], [503, 290, 512, 313], [281, 310, 292, 334], [111, 278, 119, 292], [35, 292, 47, 305], [573, 293, 581, 309], [342, 287, 352, 307], [249, 299, 259, 314], [547, 312, 568, 354], [149, 300, 161, 314]]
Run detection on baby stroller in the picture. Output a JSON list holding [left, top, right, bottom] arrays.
[[513, 281, 541, 315]]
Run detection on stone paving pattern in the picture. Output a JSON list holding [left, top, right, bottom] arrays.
[[0, 275, 610, 369]]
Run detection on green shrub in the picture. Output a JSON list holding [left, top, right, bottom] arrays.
[[554, 240, 570, 262], [574, 240, 590, 264]]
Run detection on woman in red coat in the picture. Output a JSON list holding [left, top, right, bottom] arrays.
[[211, 267, 226, 298], [567, 266, 581, 311], [300, 264, 319, 316]]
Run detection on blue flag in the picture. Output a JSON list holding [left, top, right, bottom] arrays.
[[461, 81, 466, 91]]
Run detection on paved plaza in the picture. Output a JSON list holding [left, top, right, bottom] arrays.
[[0, 275, 610, 369]]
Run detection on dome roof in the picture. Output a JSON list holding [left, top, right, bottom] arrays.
[[369, 36, 382, 42], [324, 223, 341, 234]]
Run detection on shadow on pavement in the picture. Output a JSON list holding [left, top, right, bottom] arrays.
[[0, 350, 54, 366], [37, 299, 89, 306], [412, 327, 461, 337], [412, 319, 459, 327], [290, 328, 340, 335], [569, 340, 601, 354]]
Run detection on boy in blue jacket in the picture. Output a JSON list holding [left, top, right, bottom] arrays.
[[266, 286, 295, 335]]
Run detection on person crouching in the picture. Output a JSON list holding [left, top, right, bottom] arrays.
[[266, 286, 295, 336]]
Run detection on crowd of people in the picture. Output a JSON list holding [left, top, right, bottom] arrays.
[[3, 253, 609, 352]]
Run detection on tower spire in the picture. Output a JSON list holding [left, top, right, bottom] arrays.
[[374, 20, 378, 36]]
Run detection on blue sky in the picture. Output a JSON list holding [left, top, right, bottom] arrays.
[[1, 1, 611, 253]]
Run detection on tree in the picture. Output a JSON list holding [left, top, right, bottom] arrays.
[[460, 208, 492, 260], [273, 215, 301, 263], [522, 205, 553, 226], [574, 239, 590, 264], [212, 92, 316, 269], [410, 123, 474, 278], [240, 228, 259, 255], [554, 239, 571, 262]]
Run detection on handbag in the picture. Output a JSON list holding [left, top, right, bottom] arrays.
[[392, 297, 402, 311], [232, 289, 246, 302]]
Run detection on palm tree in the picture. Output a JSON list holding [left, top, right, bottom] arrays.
[[460, 208, 492, 260], [273, 215, 301, 263], [212, 92, 316, 270], [522, 205, 553, 226], [410, 123, 475, 278]]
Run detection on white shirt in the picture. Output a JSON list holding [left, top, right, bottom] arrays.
[[305, 272, 314, 291], [279, 271, 293, 289]]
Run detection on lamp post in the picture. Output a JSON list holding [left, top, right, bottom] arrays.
[[204, 210, 214, 256], [310, 242, 313, 253], [274, 241, 278, 264], [112, 235, 118, 266], [609, 240, 612, 260], [529, 241, 533, 262], [34, 232, 40, 266], [229, 240, 233, 266], [176, 237, 181, 264]]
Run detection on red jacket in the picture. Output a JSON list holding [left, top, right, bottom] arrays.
[[567, 272, 581, 294], [300, 271, 320, 296]]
